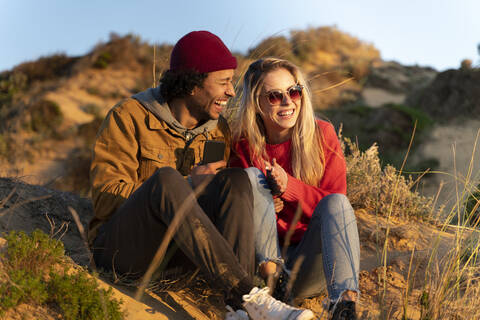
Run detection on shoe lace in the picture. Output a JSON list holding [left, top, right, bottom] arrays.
[[244, 287, 295, 315]]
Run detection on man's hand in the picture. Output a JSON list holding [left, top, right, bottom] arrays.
[[190, 160, 226, 189]]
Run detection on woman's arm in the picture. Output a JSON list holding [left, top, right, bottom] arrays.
[[281, 122, 347, 219]]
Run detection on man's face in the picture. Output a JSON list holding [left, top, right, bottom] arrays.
[[188, 69, 235, 121]]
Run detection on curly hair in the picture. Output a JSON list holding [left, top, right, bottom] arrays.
[[159, 69, 208, 101]]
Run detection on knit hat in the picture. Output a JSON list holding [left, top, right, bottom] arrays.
[[170, 31, 237, 73]]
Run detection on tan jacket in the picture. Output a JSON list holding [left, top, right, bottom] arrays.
[[88, 96, 230, 244]]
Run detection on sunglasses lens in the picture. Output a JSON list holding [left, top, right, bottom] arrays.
[[267, 91, 283, 105], [265, 86, 302, 105], [288, 87, 302, 100]]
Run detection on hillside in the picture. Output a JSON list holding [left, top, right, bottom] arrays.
[[2, 26, 471, 198], [0, 27, 384, 194], [1, 26, 480, 319], [1, 139, 479, 319]]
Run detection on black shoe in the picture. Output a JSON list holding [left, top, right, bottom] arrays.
[[330, 300, 357, 320]]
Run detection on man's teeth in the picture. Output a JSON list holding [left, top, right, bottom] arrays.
[[278, 110, 294, 116], [215, 100, 227, 106]]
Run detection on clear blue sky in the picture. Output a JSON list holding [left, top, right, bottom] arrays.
[[1, 0, 479, 72]]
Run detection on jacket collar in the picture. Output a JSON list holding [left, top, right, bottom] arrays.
[[132, 86, 219, 140]]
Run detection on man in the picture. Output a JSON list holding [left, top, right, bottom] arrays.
[[88, 31, 314, 320]]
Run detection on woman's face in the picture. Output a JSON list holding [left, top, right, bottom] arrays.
[[258, 68, 301, 144]]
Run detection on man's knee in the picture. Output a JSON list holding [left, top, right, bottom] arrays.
[[215, 167, 253, 196], [152, 166, 184, 183], [145, 167, 188, 194], [211, 168, 253, 228]]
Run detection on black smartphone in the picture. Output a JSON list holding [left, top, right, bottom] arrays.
[[202, 140, 225, 164]]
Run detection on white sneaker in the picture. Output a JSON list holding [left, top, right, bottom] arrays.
[[225, 305, 249, 320], [242, 287, 315, 320]]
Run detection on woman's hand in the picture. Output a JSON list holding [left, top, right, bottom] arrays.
[[273, 197, 284, 213], [265, 158, 288, 195]]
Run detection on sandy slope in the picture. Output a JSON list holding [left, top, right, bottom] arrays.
[[362, 87, 405, 107], [414, 119, 480, 213], [1, 68, 140, 187], [44, 68, 140, 125], [0, 177, 466, 319]]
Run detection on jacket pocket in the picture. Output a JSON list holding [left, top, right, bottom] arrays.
[[138, 145, 172, 181]]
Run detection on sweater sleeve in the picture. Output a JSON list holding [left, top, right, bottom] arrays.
[[228, 140, 253, 169], [281, 121, 347, 219]]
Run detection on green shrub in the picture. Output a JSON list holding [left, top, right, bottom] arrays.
[[90, 33, 160, 70], [12, 54, 76, 85], [327, 103, 436, 172], [0, 229, 124, 319], [0, 269, 48, 308], [0, 71, 28, 106], [4, 230, 64, 273], [81, 103, 102, 118], [49, 270, 123, 320], [86, 86, 101, 96], [386, 103, 434, 132], [346, 105, 373, 117], [25, 99, 63, 137], [93, 52, 113, 69]]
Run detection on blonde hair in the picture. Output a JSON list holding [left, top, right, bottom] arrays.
[[232, 57, 325, 186]]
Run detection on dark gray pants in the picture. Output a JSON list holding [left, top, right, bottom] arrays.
[[92, 167, 254, 299]]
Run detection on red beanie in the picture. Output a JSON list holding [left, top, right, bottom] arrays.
[[170, 31, 237, 73]]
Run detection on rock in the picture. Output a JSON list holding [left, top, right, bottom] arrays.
[[0, 177, 93, 266], [406, 68, 480, 122], [366, 61, 437, 94]]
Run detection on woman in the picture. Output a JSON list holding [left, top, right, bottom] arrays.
[[230, 57, 360, 319]]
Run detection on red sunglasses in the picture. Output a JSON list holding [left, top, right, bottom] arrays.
[[262, 84, 304, 105]]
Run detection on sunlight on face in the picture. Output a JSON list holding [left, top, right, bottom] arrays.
[[191, 69, 235, 121], [258, 68, 301, 144]]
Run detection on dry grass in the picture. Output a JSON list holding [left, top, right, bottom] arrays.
[[350, 127, 480, 319], [342, 134, 435, 221]]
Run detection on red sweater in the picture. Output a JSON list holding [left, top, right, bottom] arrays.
[[230, 120, 347, 244]]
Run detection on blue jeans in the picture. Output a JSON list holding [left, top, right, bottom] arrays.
[[245, 167, 360, 301]]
